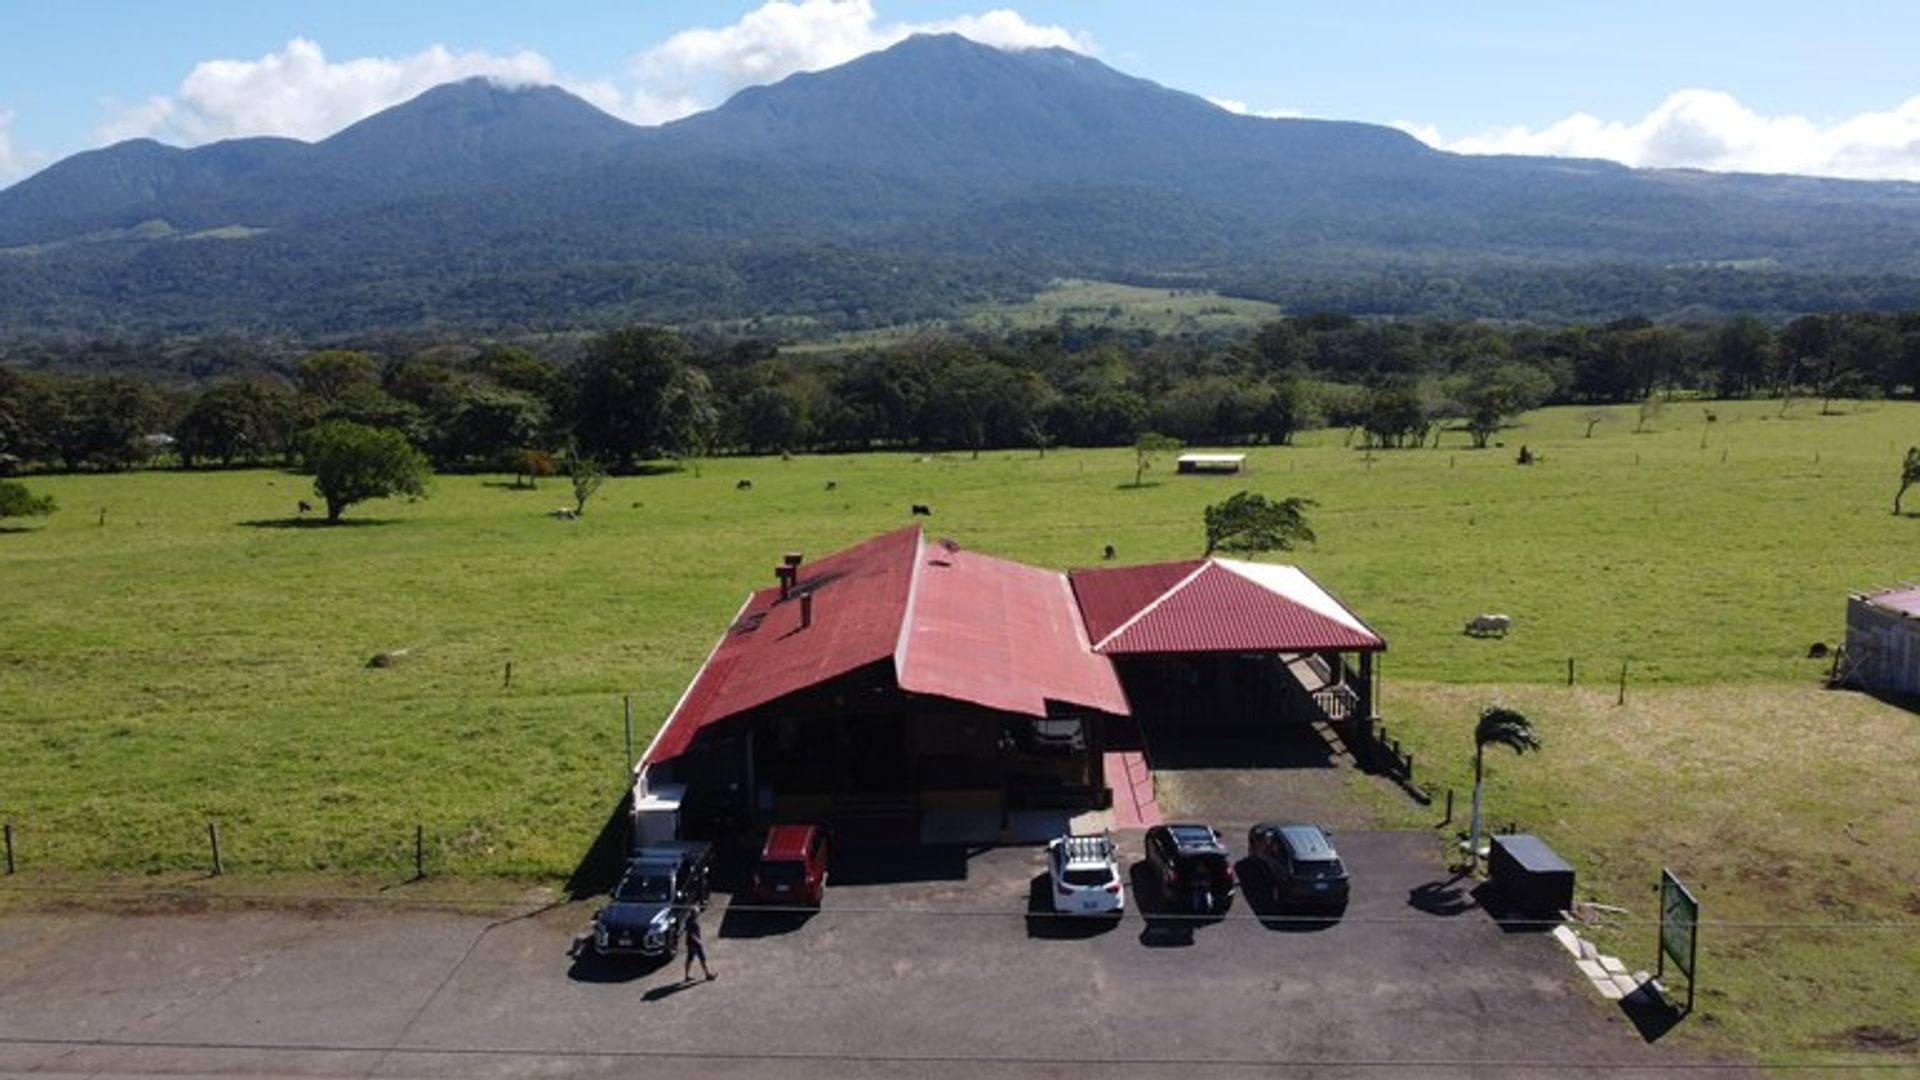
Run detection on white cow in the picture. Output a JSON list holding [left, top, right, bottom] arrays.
[[550, 507, 579, 520], [1464, 613, 1511, 638]]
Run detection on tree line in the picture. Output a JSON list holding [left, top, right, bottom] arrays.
[[3, 310, 1919, 476]]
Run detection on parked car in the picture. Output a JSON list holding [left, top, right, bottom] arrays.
[[590, 841, 714, 957], [1247, 822, 1350, 909], [1027, 716, 1087, 755], [1144, 823, 1235, 914], [1046, 832, 1124, 916], [745, 823, 831, 907]]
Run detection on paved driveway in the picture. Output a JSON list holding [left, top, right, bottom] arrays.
[[0, 832, 1753, 1079]]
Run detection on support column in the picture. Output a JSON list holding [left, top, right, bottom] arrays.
[[1357, 651, 1376, 720]]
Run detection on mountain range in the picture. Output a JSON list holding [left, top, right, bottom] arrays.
[[4, 33, 1920, 338]]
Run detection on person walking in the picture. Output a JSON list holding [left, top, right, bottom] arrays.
[[682, 908, 714, 981]]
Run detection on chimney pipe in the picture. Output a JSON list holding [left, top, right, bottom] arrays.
[[783, 551, 804, 569], [800, 592, 813, 629], [775, 565, 794, 600]]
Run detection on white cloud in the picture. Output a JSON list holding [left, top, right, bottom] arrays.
[[613, 0, 1094, 124], [87, 4, 1095, 147], [97, 38, 557, 146], [1206, 97, 1307, 121], [1400, 90, 1920, 181], [0, 109, 21, 182]]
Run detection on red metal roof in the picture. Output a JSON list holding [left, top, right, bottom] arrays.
[[898, 542, 1129, 718], [645, 527, 919, 763], [1070, 558, 1384, 655], [1071, 560, 1203, 643], [645, 527, 1128, 765]]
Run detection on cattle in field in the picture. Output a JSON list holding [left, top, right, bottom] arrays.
[[736, 479, 753, 490], [1464, 613, 1511, 637], [297, 500, 313, 514], [911, 503, 932, 516], [550, 507, 578, 520]]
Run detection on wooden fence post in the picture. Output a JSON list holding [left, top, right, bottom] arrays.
[[4, 822, 14, 875], [1567, 657, 1575, 686], [208, 821, 223, 876], [1617, 660, 1629, 706], [415, 823, 425, 880]]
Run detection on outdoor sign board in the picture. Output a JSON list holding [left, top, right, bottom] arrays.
[[1657, 867, 1699, 1012]]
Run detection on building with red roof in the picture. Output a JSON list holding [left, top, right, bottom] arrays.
[[635, 528, 1384, 847]]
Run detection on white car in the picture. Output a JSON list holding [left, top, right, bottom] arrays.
[[1047, 833, 1125, 916]]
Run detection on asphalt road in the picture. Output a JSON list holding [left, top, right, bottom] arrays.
[[0, 831, 1755, 1080]]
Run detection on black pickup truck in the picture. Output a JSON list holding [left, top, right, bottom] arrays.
[[588, 841, 714, 957]]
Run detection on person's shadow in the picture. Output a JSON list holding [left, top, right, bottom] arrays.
[[642, 977, 709, 1003]]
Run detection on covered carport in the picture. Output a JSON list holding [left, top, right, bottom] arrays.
[[1069, 557, 1386, 741]]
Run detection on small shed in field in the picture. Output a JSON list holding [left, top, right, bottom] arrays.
[[1176, 452, 1246, 475], [1840, 585, 1920, 696]]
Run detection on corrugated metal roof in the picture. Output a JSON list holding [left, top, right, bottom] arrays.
[[645, 527, 919, 763], [899, 542, 1129, 718], [1071, 558, 1384, 655], [1071, 560, 1204, 643], [646, 527, 1128, 765]]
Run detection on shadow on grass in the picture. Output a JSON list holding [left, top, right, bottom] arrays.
[[0, 525, 44, 535], [1023, 872, 1123, 940], [1114, 481, 1161, 491], [479, 481, 541, 491], [565, 793, 633, 902], [1620, 981, 1686, 1042], [237, 517, 395, 529]]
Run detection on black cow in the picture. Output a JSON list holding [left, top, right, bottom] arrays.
[[910, 503, 932, 516]]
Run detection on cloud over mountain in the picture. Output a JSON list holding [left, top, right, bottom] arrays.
[[91, 1, 1094, 143], [96, 38, 557, 146], [1400, 89, 1920, 181]]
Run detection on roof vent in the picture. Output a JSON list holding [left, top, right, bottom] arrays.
[[800, 592, 814, 629]]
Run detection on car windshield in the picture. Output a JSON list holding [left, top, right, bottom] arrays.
[[1063, 867, 1113, 887], [614, 871, 674, 903]]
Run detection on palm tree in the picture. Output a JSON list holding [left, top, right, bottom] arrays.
[[1469, 706, 1540, 869]]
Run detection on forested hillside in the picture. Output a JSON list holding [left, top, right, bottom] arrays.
[[4, 35, 1920, 335]]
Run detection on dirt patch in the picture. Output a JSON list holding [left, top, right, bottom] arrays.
[[1846, 1025, 1918, 1052]]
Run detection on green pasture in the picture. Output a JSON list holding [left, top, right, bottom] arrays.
[[2, 399, 1917, 1065], [959, 278, 1283, 333]]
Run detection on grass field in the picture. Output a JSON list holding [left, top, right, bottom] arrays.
[[779, 278, 1285, 352], [3, 398, 1917, 1066]]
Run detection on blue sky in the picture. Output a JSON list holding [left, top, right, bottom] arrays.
[[5, 1, 1920, 185]]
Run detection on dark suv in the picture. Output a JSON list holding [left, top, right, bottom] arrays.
[[1247, 822, 1350, 909], [1144, 823, 1236, 914], [590, 841, 714, 957]]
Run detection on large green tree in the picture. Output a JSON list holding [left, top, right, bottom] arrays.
[[1203, 491, 1316, 555], [1448, 359, 1555, 449], [175, 380, 298, 467], [302, 420, 430, 522], [568, 327, 692, 469]]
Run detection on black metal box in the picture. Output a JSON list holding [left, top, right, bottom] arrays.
[[1489, 833, 1574, 916]]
